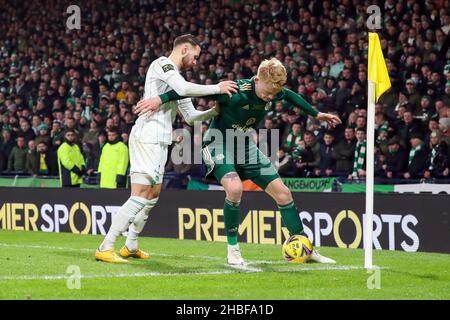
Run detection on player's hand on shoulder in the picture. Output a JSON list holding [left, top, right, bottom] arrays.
[[218, 80, 238, 97], [134, 96, 162, 116]]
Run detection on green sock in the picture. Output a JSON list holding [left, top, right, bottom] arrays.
[[278, 201, 304, 235], [224, 198, 240, 245]]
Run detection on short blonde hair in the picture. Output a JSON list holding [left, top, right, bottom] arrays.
[[257, 58, 287, 90]]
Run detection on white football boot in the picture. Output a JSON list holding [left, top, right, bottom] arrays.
[[309, 249, 336, 264], [227, 244, 247, 266]]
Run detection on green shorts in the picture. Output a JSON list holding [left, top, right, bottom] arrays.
[[202, 143, 280, 190]]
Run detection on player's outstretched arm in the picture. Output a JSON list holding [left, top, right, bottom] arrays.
[[177, 99, 219, 126], [283, 88, 342, 128], [134, 81, 236, 116]]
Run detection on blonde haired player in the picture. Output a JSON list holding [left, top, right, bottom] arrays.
[[137, 58, 341, 265], [95, 34, 237, 263]]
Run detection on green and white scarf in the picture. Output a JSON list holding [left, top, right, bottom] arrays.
[[286, 131, 302, 149], [408, 143, 423, 166], [428, 145, 438, 170], [352, 141, 366, 176]]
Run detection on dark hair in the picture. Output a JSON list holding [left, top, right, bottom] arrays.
[[356, 127, 366, 133], [108, 127, 120, 134], [173, 34, 201, 48]]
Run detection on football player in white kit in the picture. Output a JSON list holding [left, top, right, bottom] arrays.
[[95, 34, 237, 263]]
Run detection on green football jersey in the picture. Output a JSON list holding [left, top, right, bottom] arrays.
[[159, 77, 319, 146]]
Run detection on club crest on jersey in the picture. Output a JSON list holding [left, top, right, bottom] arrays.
[[162, 64, 175, 73], [216, 154, 225, 161], [246, 118, 256, 126], [243, 105, 250, 110]]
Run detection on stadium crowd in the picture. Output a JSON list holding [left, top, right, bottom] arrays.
[[0, 0, 450, 187]]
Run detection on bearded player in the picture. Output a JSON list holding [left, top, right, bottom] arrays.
[[95, 34, 237, 263], [135, 58, 340, 266]]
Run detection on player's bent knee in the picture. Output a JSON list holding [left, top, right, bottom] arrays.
[[225, 184, 243, 202], [277, 186, 293, 205]]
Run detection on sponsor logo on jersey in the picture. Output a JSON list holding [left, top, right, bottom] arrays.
[[239, 83, 252, 91], [162, 64, 175, 73]]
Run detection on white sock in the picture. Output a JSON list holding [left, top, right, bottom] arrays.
[[125, 198, 158, 252], [99, 196, 151, 251]]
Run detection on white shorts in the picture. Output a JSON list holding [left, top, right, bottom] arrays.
[[129, 128, 168, 185]]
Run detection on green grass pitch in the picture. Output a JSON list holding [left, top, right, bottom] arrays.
[[0, 230, 449, 300]]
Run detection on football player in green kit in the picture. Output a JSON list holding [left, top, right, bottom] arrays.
[[136, 58, 341, 266]]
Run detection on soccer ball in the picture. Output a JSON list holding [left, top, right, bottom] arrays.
[[282, 235, 313, 263]]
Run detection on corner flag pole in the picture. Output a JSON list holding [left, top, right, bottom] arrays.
[[366, 32, 391, 269], [365, 80, 375, 269]]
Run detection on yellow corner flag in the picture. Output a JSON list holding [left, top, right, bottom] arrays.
[[368, 32, 391, 102]]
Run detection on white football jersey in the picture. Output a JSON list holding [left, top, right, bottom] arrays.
[[133, 56, 219, 144]]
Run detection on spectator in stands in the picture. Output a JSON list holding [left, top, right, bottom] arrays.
[[283, 121, 302, 154], [332, 127, 356, 176], [57, 129, 92, 187], [98, 129, 129, 188], [424, 130, 449, 179], [31, 115, 42, 136], [260, 117, 278, 157], [403, 133, 429, 179], [35, 123, 51, 147], [376, 127, 390, 156], [51, 120, 64, 147], [404, 79, 421, 112], [18, 117, 36, 142], [415, 96, 435, 122], [355, 115, 367, 131], [82, 120, 100, 147], [25, 139, 37, 174], [396, 110, 424, 148], [293, 140, 315, 177], [382, 137, 408, 179], [316, 131, 336, 177], [346, 112, 357, 129], [0, 128, 14, 171], [35, 141, 57, 176], [302, 130, 320, 173], [7, 135, 27, 172], [275, 146, 293, 177], [349, 128, 367, 180]]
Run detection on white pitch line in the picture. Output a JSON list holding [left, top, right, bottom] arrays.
[[0, 243, 348, 266], [0, 270, 240, 281], [276, 265, 364, 272], [0, 242, 370, 281], [224, 264, 263, 273], [0, 265, 371, 282], [0, 242, 281, 265]]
